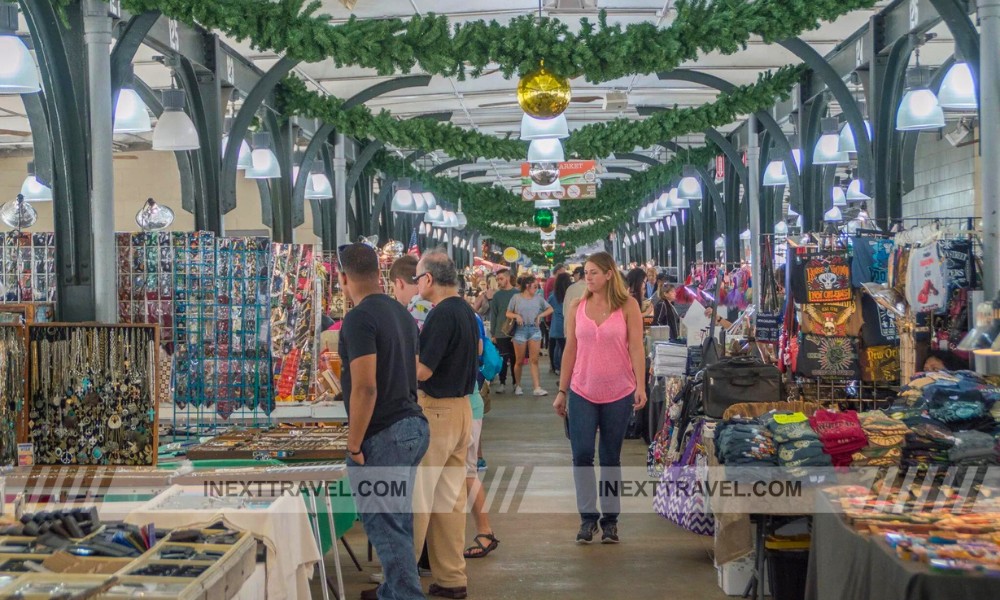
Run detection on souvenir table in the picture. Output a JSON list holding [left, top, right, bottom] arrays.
[[125, 485, 324, 600], [805, 491, 1000, 600], [184, 426, 349, 461]]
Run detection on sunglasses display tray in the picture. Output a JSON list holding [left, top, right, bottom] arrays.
[[185, 426, 349, 461], [0, 232, 56, 304]]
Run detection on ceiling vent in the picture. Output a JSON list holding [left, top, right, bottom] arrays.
[[603, 91, 628, 112]]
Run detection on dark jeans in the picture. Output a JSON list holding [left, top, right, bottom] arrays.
[[347, 416, 430, 600], [567, 390, 634, 527], [494, 336, 516, 385], [549, 337, 566, 372]]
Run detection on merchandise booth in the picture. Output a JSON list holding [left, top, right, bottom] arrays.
[[645, 220, 1000, 600]]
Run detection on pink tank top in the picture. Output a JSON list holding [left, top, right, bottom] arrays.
[[570, 298, 636, 404]]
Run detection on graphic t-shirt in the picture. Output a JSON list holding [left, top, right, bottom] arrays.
[[860, 345, 901, 383], [938, 239, 975, 292], [795, 334, 860, 380], [407, 296, 435, 331], [851, 237, 894, 287], [860, 294, 899, 346], [803, 254, 852, 303], [905, 243, 947, 313]]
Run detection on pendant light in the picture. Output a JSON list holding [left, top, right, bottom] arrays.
[[391, 179, 415, 213], [422, 190, 438, 211], [0, 195, 37, 229], [668, 215, 678, 228], [520, 114, 569, 140], [442, 210, 459, 230], [774, 220, 788, 235], [938, 60, 977, 110], [534, 199, 560, 209], [527, 138, 565, 162], [114, 89, 152, 134], [740, 229, 751, 241], [788, 135, 803, 172], [897, 51, 945, 131], [813, 118, 849, 165], [823, 206, 843, 223], [305, 172, 333, 200], [152, 89, 200, 151], [832, 178, 847, 207], [222, 135, 253, 170], [667, 186, 689, 210], [455, 199, 468, 230], [653, 192, 671, 218], [762, 160, 788, 186], [846, 178, 871, 202], [20, 161, 52, 202], [245, 132, 280, 179], [677, 166, 702, 201], [0, 6, 40, 94], [425, 206, 445, 226], [135, 197, 175, 231], [838, 120, 872, 154]]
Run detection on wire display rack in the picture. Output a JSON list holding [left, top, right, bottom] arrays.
[[0, 232, 56, 303], [270, 243, 319, 403]]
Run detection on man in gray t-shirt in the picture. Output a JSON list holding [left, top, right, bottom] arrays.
[[486, 269, 518, 393]]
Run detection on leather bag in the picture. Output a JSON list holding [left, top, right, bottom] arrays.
[[701, 356, 782, 418], [501, 317, 517, 338]]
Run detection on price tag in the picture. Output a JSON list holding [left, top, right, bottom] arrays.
[[17, 443, 34, 466]]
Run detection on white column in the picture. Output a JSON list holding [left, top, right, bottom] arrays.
[[334, 133, 348, 246], [980, 0, 1000, 294], [747, 115, 763, 310]]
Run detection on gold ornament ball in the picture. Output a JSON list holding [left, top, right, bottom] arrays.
[[517, 65, 572, 119], [540, 224, 557, 234]]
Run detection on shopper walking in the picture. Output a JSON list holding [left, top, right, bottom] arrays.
[[390, 255, 435, 330], [653, 283, 681, 341], [463, 313, 499, 560], [486, 268, 518, 393], [626, 267, 653, 317], [506, 275, 553, 396], [413, 250, 479, 600], [553, 252, 647, 544], [337, 243, 429, 600], [546, 272, 572, 376]]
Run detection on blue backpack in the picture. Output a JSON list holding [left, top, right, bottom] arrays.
[[480, 336, 503, 381]]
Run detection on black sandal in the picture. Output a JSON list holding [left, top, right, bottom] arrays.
[[463, 533, 500, 558]]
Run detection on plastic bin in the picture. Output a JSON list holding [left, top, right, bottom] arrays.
[[766, 549, 810, 600]]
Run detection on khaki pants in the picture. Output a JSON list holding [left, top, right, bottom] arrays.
[[412, 392, 473, 588]]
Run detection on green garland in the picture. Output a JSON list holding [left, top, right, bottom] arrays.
[[122, 0, 878, 82], [276, 65, 801, 162]]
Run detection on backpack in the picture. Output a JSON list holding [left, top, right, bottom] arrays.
[[480, 336, 503, 381]]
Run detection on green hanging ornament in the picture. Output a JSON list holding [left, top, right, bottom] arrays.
[[533, 208, 555, 228], [545, 251, 555, 260]]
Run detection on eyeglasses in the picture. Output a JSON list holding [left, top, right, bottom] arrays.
[[413, 271, 430, 284]]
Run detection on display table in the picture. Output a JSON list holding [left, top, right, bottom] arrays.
[[184, 427, 349, 461], [125, 485, 323, 600], [805, 493, 1000, 600]]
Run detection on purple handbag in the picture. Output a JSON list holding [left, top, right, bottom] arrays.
[[653, 420, 715, 536]]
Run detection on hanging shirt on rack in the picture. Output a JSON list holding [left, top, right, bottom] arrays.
[[851, 237, 894, 287], [906, 243, 947, 314], [937, 239, 975, 292], [860, 293, 900, 346], [803, 254, 852, 303]]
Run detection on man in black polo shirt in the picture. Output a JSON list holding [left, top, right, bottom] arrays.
[[338, 243, 429, 600], [411, 250, 478, 600]]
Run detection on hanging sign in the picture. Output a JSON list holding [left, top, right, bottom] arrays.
[[521, 160, 598, 200]]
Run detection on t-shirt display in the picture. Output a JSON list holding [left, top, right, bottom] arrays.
[[795, 334, 861, 380], [860, 293, 900, 346], [851, 237, 893, 287], [906, 243, 947, 313], [419, 296, 480, 398], [804, 254, 852, 303], [339, 294, 424, 441], [860, 345, 901, 383]]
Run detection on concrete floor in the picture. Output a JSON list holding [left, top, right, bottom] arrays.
[[324, 369, 728, 599]]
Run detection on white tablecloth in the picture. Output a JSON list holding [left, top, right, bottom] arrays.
[[125, 485, 321, 600]]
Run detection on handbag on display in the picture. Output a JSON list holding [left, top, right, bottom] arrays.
[[700, 356, 783, 418], [654, 420, 715, 536]]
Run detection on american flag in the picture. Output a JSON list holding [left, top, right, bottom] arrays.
[[407, 228, 421, 258]]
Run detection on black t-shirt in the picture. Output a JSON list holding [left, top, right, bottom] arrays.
[[419, 296, 479, 398], [339, 294, 424, 440], [860, 294, 899, 346]]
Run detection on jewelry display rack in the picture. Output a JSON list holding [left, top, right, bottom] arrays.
[[184, 426, 349, 461], [0, 324, 26, 467], [116, 232, 176, 353], [0, 231, 56, 303], [25, 323, 159, 466], [270, 243, 320, 403]]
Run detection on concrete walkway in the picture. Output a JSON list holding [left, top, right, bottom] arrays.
[[330, 369, 727, 599]]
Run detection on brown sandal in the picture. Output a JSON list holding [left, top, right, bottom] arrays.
[[463, 533, 499, 558]]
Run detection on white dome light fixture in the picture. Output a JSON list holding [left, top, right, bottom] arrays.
[[762, 161, 788, 187], [520, 114, 570, 140], [152, 90, 201, 151], [824, 206, 843, 223], [114, 88, 153, 134], [245, 132, 281, 179], [0, 8, 40, 95], [222, 135, 253, 170], [424, 206, 445, 226], [527, 138, 566, 162], [20, 161, 52, 202], [391, 181, 416, 213], [838, 120, 873, 154], [897, 56, 945, 131], [938, 61, 977, 110], [455, 199, 468, 230], [846, 178, 871, 202], [305, 172, 333, 200], [774, 220, 788, 235], [832, 181, 847, 207], [677, 166, 703, 201], [813, 118, 849, 165]]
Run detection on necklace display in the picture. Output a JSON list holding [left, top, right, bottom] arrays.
[[28, 325, 157, 466], [0, 325, 25, 466], [270, 243, 318, 406]]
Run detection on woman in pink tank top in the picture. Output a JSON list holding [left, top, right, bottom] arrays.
[[552, 252, 647, 544]]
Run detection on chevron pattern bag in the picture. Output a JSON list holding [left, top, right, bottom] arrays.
[[653, 420, 715, 536]]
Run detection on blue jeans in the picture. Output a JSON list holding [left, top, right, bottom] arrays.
[[347, 416, 430, 600], [512, 324, 542, 344], [567, 390, 634, 527]]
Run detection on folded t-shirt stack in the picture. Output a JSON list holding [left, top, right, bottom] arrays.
[[948, 430, 999, 466], [852, 411, 910, 467], [808, 409, 868, 467], [762, 411, 832, 469], [902, 421, 955, 468], [714, 419, 777, 465]]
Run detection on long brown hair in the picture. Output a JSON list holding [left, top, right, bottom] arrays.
[[583, 252, 630, 311]]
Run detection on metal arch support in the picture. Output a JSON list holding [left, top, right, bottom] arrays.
[[778, 38, 875, 189], [222, 55, 300, 214], [429, 159, 477, 176], [657, 70, 802, 215], [902, 57, 957, 194], [109, 10, 159, 116], [800, 95, 829, 231], [873, 34, 918, 225], [20, 0, 95, 320], [293, 75, 433, 210], [929, 0, 981, 93], [174, 52, 224, 232], [20, 92, 53, 185]]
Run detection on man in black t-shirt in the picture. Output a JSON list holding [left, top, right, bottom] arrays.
[[337, 243, 429, 600], [412, 250, 478, 599]]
